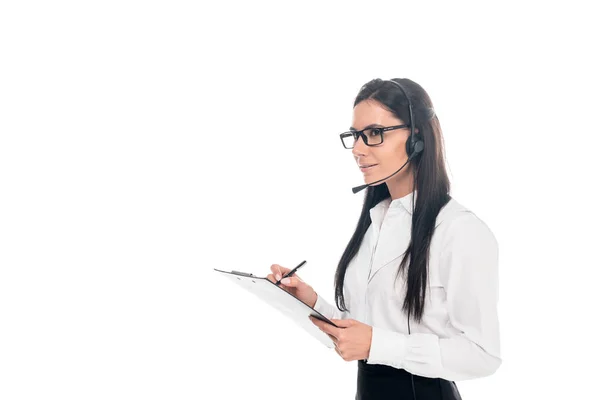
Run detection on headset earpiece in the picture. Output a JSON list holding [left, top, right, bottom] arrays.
[[406, 133, 424, 157]]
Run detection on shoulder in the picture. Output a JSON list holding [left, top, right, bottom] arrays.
[[435, 197, 498, 251]]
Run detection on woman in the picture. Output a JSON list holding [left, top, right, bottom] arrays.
[[267, 78, 501, 400]]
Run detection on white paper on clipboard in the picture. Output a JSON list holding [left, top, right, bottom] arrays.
[[214, 268, 338, 348]]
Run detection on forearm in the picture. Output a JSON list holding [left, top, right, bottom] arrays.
[[367, 327, 501, 381]]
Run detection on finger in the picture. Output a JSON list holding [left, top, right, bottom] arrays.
[[310, 317, 329, 333], [280, 276, 303, 287], [310, 316, 327, 328], [334, 346, 342, 358], [270, 264, 280, 280], [271, 264, 290, 274], [270, 264, 289, 280], [267, 273, 285, 285], [315, 321, 338, 338], [330, 318, 354, 328], [327, 333, 337, 344], [311, 316, 337, 335]]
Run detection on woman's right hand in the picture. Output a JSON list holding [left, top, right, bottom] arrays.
[[267, 264, 318, 308]]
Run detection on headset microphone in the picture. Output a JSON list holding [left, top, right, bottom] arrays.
[[351, 142, 423, 194]]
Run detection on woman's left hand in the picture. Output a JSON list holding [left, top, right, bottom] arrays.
[[310, 316, 372, 361]]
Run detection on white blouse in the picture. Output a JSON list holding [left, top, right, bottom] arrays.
[[313, 190, 501, 381]]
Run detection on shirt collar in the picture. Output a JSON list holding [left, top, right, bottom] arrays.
[[373, 190, 417, 215]]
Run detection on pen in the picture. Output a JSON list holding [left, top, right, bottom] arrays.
[[275, 260, 307, 286]]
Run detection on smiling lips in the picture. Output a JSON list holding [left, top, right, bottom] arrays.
[[359, 164, 377, 171]]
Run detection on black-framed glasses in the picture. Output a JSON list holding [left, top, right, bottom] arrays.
[[339, 124, 410, 149]]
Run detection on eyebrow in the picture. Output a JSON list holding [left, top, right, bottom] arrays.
[[349, 123, 385, 131]]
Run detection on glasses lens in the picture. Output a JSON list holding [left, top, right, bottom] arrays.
[[341, 132, 357, 148], [364, 128, 383, 145], [340, 129, 383, 148]]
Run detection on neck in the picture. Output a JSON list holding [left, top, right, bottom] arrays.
[[386, 172, 414, 200]]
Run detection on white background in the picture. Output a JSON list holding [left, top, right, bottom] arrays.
[[1, 1, 598, 399]]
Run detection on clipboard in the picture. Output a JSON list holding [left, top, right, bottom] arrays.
[[214, 268, 339, 348]]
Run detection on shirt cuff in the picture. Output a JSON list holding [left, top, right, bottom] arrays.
[[367, 325, 408, 369], [313, 294, 336, 320]]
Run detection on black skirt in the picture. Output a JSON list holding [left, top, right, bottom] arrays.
[[356, 359, 462, 400]]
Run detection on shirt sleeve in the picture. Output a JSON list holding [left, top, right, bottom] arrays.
[[313, 293, 351, 320], [366, 212, 502, 381]]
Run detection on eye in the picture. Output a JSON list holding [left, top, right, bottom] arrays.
[[367, 128, 382, 137]]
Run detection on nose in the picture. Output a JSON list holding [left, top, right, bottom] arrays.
[[352, 135, 369, 157]]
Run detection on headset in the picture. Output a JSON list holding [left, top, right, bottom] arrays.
[[388, 79, 424, 161]]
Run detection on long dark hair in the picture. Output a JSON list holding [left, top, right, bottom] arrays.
[[334, 78, 451, 323]]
